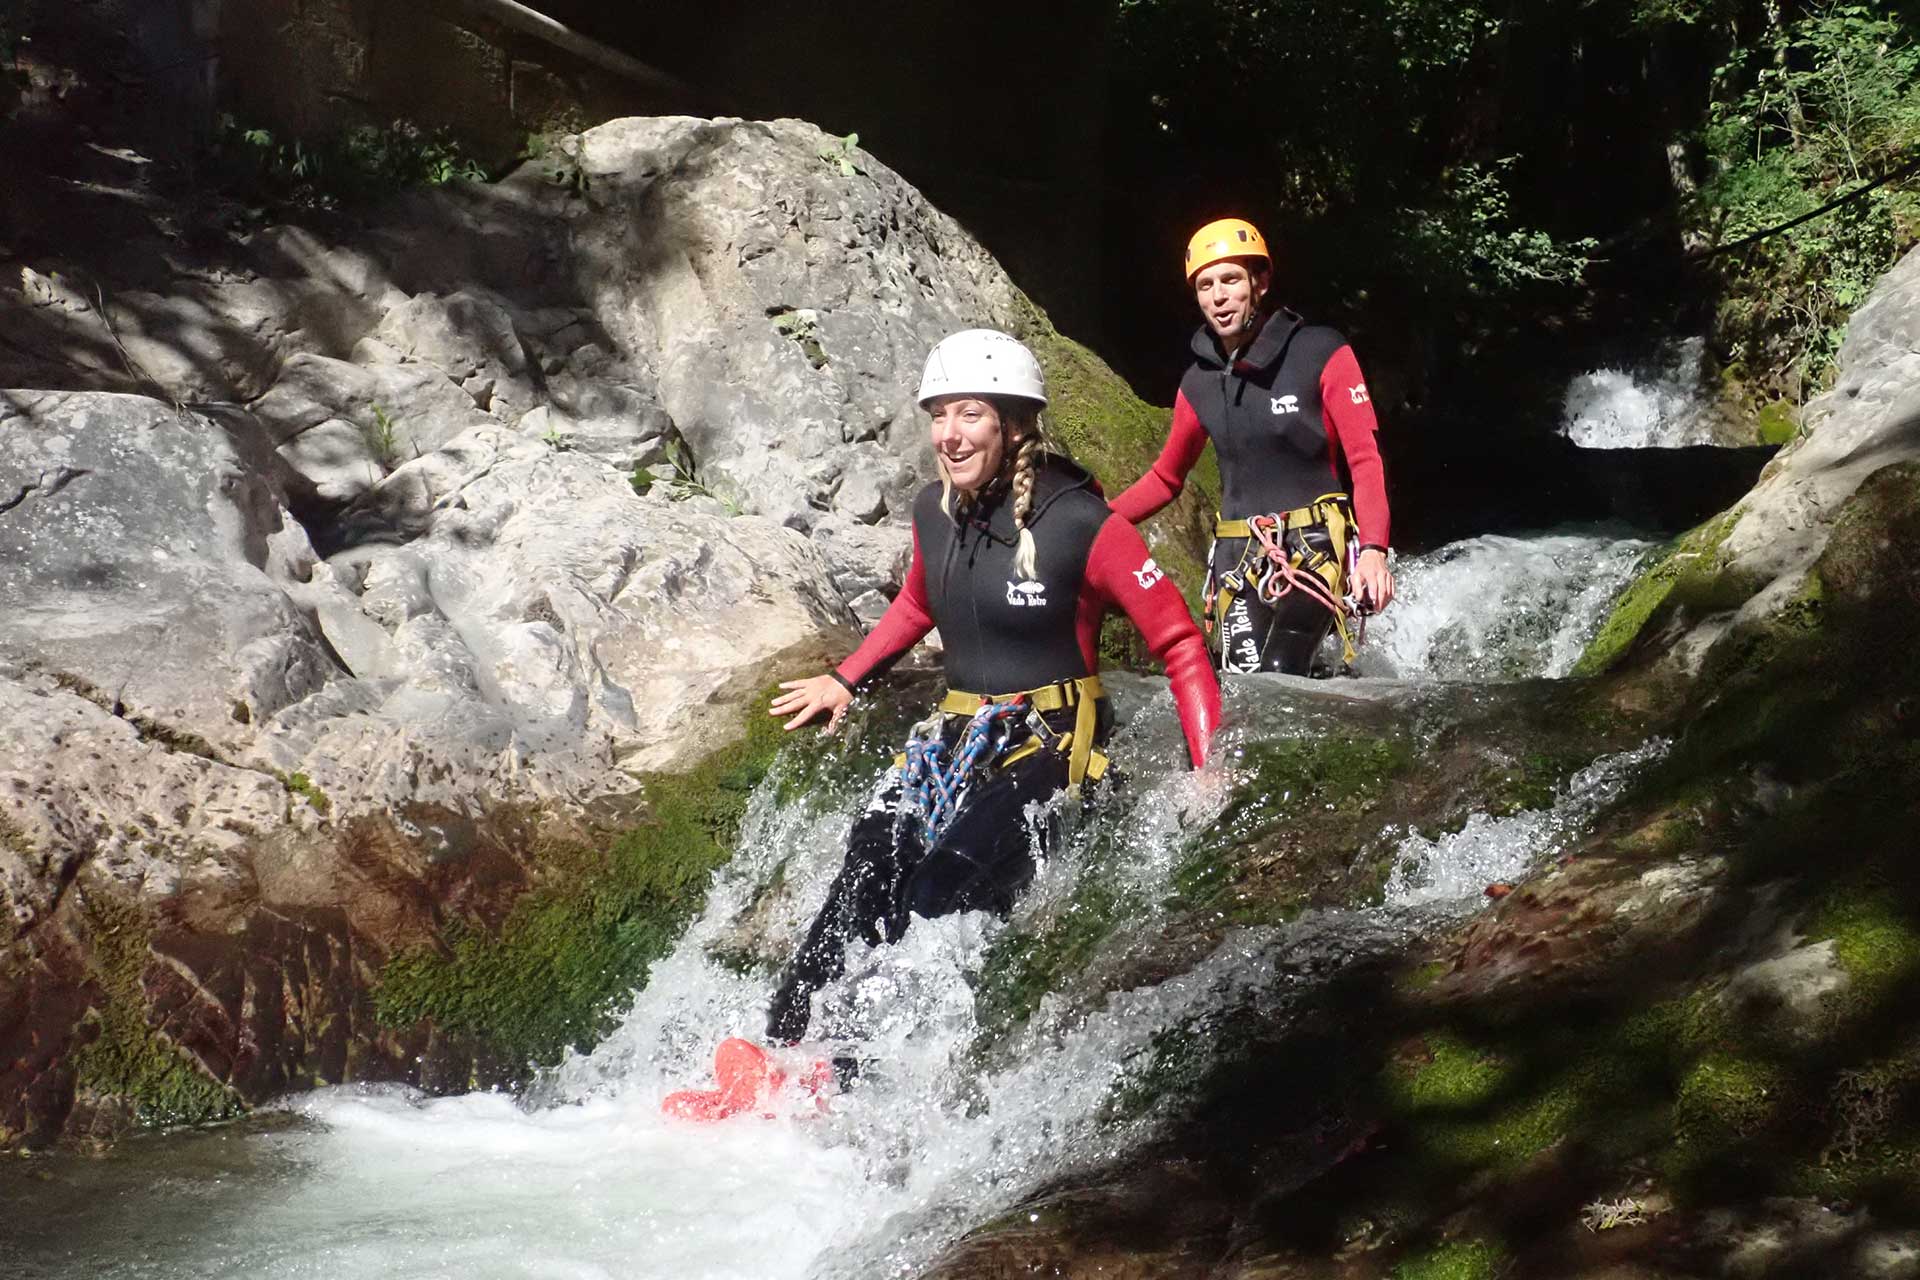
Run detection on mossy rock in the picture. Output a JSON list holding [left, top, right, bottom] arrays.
[[373, 694, 799, 1071], [1572, 508, 1757, 677], [1392, 1238, 1506, 1280], [1756, 400, 1799, 446], [68, 890, 244, 1131]]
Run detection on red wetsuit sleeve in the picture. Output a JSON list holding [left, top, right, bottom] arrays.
[[1079, 515, 1221, 769], [1320, 345, 1390, 548], [1108, 390, 1209, 525], [834, 524, 934, 687]]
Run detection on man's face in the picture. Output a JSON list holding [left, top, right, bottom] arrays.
[[1192, 258, 1268, 340]]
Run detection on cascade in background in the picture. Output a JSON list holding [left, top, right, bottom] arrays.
[[1355, 528, 1655, 680], [1560, 336, 1720, 449]]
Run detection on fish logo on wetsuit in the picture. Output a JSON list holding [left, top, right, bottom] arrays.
[[1132, 557, 1165, 590], [1005, 579, 1049, 608]]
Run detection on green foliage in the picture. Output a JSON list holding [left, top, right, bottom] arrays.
[[816, 131, 863, 178], [372, 704, 790, 1069], [363, 403, 400, 471], [207, 114, 491, 210], [770, 307, 829, 368], [630, 434, 741, 514], [1398, 159, 1597, 296], [1115, 0, 1590, 316], [281, 771, 331, 817], [1694, 1, 1920, 391]]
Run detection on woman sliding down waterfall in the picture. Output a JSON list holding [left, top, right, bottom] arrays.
[[762, 329, 1221, 1051], [1112, 217, 1397, 675]]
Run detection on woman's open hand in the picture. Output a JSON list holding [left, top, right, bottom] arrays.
[[770, 674, 853, 733]]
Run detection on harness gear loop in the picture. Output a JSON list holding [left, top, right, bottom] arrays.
[[937, 675, 1107, 788], [898, 697, 1027, 844], [893, 677, 1109, 843], [1205, 494, 1360, 665]]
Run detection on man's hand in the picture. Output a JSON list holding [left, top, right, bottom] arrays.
[[1351, 547, 1395, 614], [770, 675, 853, 733]]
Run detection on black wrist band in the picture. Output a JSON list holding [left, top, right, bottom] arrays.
[[829, 671, 855, 694], [1359, 543, 1389, 556]]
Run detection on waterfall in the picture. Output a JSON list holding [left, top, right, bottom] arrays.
[[1, 698, 1668, 1280], [1559, 336, 1719, 448], [1356, 528, 1656, 680]]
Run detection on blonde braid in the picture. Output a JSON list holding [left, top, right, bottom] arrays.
[[1010, 429, 1042, 581]]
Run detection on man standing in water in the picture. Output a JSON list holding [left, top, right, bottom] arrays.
[[1111, 218, 1395, 675]]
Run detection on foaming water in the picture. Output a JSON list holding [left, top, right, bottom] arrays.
[[5, 703, 1668, 1278], [1357, 528, 1655, 680], [1560, 336, 1718, 448], [1385, 738, 1669, 905]]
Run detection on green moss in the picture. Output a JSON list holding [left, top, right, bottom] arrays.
[[1572, 509, 1754, 677], [1393, 1239, 1505, 1280], [1386, 1032, 1509, 1112], [1756, 400, 1799, 446], [282, 772, 331, 817], [1805, 888, 1920, 1005], [1388, 1036, 1586, 1171], [975, 875, 1132, 1036], [1667, 1052, 1787, 1175], [372, 699, 792, 1069], [1484, 751, 1585, 817], [68, 891, 243, 1129], [1396, 960, 1452, 995], [1171, 734, 1410, 914]]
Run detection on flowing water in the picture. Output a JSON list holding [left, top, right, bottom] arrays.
[[1356, 528, 1656, 680], [1560, 336, 1719, 449], [3, 507, 1677, 1277]]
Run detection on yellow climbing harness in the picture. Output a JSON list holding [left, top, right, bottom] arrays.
[[1207, 492, 1360, 665], [894, 674, 1109, 788]]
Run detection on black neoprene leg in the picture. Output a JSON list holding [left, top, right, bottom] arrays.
[[765, 780, 920, 1043], [765, 747, 1076, 1044]]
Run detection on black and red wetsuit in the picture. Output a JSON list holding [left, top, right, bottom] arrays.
[[767, 456, 1219, 1043], [1112, 311, 1392, 674]]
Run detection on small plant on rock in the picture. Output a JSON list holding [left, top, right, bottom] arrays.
[[363, 403, 401, 472], [816, 131, 862, 178]]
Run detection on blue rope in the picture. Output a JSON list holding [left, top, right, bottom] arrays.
[[899, 700, 1026, 843]]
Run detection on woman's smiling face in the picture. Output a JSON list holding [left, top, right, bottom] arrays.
[[926, 395, 1007, 492]]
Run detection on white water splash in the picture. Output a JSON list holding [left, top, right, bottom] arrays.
[[1561, 336, 1718, 448], [1384, 738, 1669, 907], [57, 733, 1243, 1280], [1357, 529, 1655, 680], [5, 709, 1674, 1279]]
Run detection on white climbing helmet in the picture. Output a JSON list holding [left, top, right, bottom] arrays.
[[916, 329, 1047, 408]]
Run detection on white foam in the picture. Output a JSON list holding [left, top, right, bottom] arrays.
[[1357, 528, 1655, 680], [1560, 336, 1718, 449]]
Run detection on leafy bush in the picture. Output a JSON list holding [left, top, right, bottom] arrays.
[[207, 114, 491, 209], [1693, 1, 1920, 392]]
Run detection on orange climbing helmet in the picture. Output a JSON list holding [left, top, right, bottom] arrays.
[[1184, 217, 1270, 282]]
